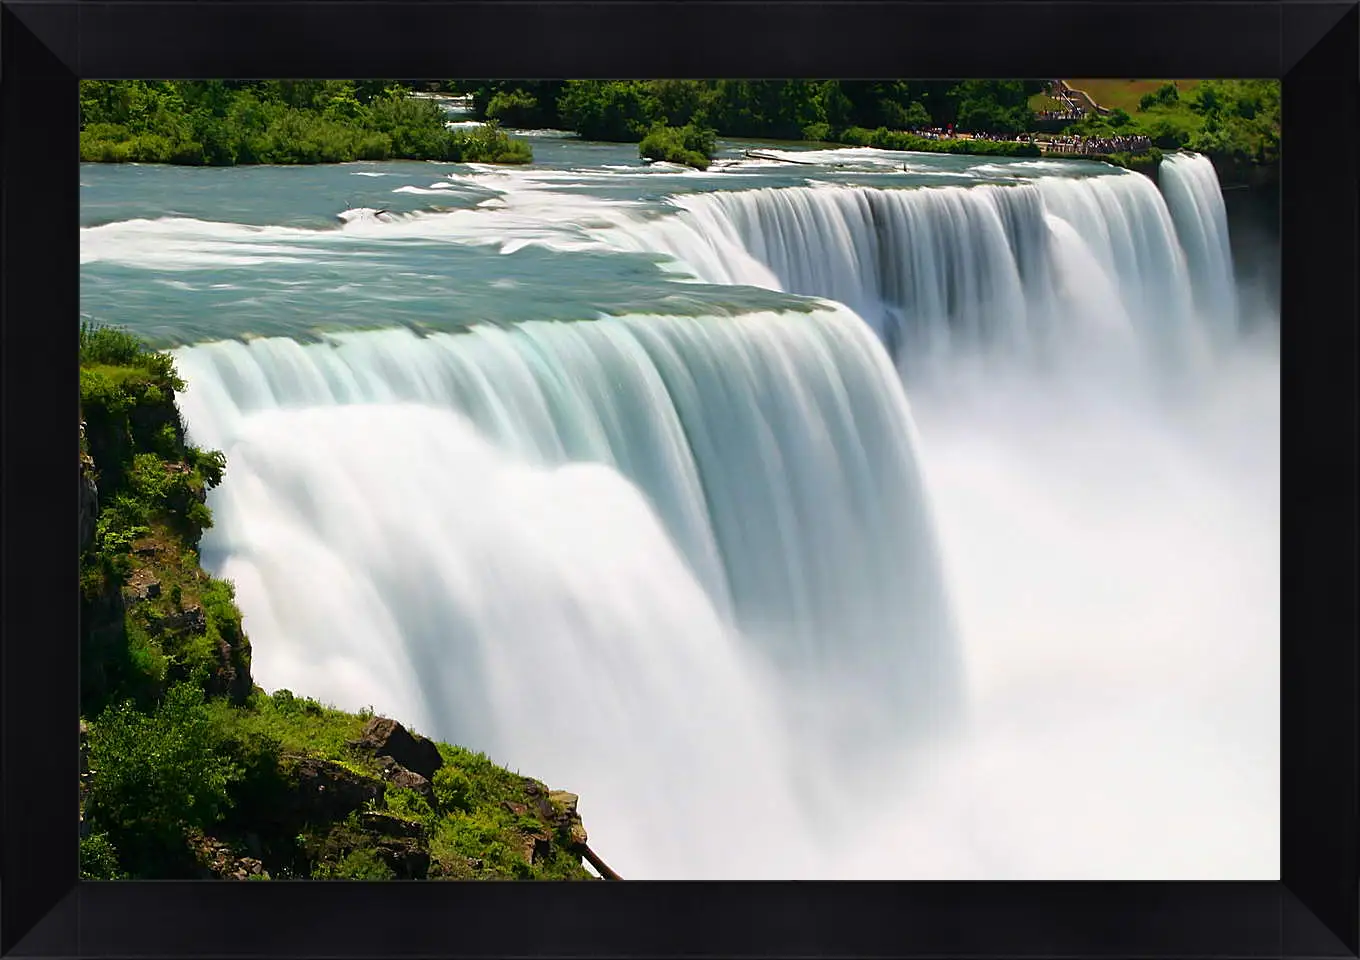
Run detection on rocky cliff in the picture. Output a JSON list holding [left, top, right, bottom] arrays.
[[78, 325, 606, 881]]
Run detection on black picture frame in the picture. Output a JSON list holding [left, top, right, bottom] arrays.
[[3, 1, 1356, 956]]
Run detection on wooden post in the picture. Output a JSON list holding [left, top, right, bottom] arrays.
[[578, 842, 623, 880]]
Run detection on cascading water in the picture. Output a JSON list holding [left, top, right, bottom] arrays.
[[620, 169, 1217, 384], [1158, 152, 1239, 342], [174, 306, 962, 876], [85, 145, 1277, 880]]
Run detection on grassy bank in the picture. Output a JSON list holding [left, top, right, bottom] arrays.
[[1063, 79, 1204, 114], [834, 126, 1042, 158], [79, 324, 593, 881], [1057, 80, 1278, 183], [80, 81, 531, 165]]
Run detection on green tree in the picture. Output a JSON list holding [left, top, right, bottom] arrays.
[[86, 684, 241, 868], [485, 89, 543, 127], [558, 81, 659, 141]]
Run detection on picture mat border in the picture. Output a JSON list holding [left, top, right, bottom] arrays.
[[1, 0, 1355, 956]]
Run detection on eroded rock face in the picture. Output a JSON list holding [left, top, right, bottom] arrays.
[[207, 634, 253, 705], [79, 720, 92, 840], [188, 830, 270, 880], [548, 790, 589, 847], [352, 717, 444, 781], [79, 451, 99, 554], [147, 604, 207, 636]]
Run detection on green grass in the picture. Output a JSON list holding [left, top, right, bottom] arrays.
[[1028, 93, 1069, 113], [208, 690, 372, 767], [1063, 79, 1203, 114]]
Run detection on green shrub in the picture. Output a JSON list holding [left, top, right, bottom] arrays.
[[313, 846, 395, 880], [559, 80, 659, 141], [85, 684, 241, 866], [1138, 82, 1181, 112], [485, 89, 542, 127], [639, 122, 715, 169], [835, 126, 1040, 158], [80, 321, 144, 366], [432, 766, 475, 813], [801, 121, 832, 142], [80, 832, 125, 879], [386, 785, 435, 823], [430, 810, 532, 878], [79, 81, 533, 166], [444, 123, 533, 164]]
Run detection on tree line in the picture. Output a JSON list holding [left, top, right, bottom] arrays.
[[79, 80, 531, 165], [450, 79, 1045, 143]]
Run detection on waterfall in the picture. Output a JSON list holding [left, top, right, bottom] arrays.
[[610, 168, 1229, 382], [153, 151, 1274, 879], [173, 305, 961, 877], [1158, 152, 1239, 341]]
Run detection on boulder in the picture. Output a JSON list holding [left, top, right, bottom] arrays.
[[206, 633, 253, 706], [353, 717, 443, 781], [360, 811, 427, 840], [376, 756, 436, 807], [376, 837, 430, 879], [284, 757, 383, 822], [548, 790, 589, 847]]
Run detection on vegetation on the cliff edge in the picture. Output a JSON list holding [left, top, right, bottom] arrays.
[[78, 324, 593, 881], [79, 81, 531, 166]]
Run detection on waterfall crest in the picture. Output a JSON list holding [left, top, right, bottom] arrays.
[[609, 165, 1232, 382]]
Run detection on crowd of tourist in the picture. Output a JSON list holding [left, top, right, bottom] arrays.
[[1043, 133, 1152, 155], [967, 131, 1037, 143]]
